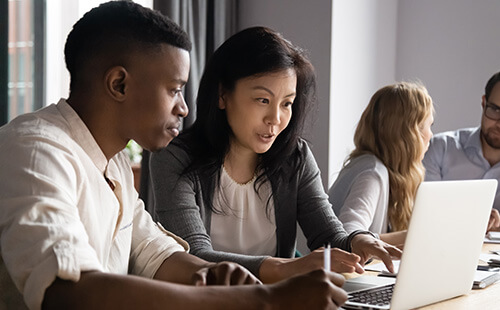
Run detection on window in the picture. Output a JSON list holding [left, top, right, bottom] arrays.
[[3, 0, 153, 126], [7, 0, 43, 122]]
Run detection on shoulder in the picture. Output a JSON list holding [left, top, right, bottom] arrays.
[[428, 127, 478, 151], [1, 105, 70, 141], [295, 138, 315, 160], [344, 154, 388, 177], [0, 105, 77, 159], [431, 127, 476, 143]]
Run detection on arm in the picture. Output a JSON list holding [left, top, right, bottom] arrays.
[[294, 143, 401, 272], [153, 251, 259, 286], [259, 248, 363, 283], [335, 170, 388, 234], [150, 145, 268, 276], [43, 268, 348, 310], [379, 231, 407, 249], [293, 141, 351, 251]]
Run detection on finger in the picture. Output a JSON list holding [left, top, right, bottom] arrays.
[[377, 250, 395, 274], [353, 262, 365, 274], [331, 248, 361, 263], [330, 284, 349, 308], [385, 244, 403, 259], [230, 266, 260, 285], [215, 263, 232, 285], [325, 270, 346, 287], [487, 221, 494, 232], [192, 269, 208, 286], [493, 210, 500, 227], [331, 261, 355, 274], [244, 274, 262, 285], [337, 261, 364, 274], [326, 275, 349, 308]]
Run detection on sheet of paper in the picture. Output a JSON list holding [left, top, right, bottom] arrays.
[[365, 260, 400, 273], [479, 253, 500, 263], [484, 237, 500, 244]]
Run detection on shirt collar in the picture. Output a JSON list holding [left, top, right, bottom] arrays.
[[56, 98, 109, 174]]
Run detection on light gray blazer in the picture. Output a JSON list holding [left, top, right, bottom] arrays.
[[150, 139, 361, 276]]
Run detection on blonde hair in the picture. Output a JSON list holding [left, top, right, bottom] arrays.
[[347, 82, 434, 231]]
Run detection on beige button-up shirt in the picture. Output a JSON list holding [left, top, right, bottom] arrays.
[[0, 99, 188, 310]]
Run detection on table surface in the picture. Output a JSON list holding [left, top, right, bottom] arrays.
[[343, 242, 500, 309]]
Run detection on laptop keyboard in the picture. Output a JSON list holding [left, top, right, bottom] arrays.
[[348, 283, 395, 307]]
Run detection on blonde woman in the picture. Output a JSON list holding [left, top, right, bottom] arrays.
[[328, 82, 434, 247]]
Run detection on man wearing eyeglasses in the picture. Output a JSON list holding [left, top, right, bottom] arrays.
[[423, 71, 500, 232]]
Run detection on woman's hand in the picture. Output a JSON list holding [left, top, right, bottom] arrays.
[[259, 247, 363, 283], [350, 234, 402, 274]]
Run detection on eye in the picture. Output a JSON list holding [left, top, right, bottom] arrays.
[[257, 98, 269, 104], [284, 101, 293, 107], [172, 88, 183, 95]]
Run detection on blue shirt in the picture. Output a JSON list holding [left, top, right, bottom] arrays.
[[423, 127, 500, 211]]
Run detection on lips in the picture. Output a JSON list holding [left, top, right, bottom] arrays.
[[258, 132, 275, 143], [260, 133, 274, 138]]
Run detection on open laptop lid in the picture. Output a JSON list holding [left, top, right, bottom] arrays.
[[390, 179, 497, 310]]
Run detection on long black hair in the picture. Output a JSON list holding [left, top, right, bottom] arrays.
[[174, 26, 317, 213]]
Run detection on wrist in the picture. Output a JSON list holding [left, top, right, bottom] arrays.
[[348, 230, 378, 251], [259, 257, 289, 284]]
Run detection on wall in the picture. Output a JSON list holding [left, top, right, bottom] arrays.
[[396, 0, 500, 134], [238, 0, 333, 254], [330, 0, 398, 187], [238, 0, 333, 188], [44, 0, 153, 106]]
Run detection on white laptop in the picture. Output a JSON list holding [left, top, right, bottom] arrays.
[[342, 179, 497, 310]]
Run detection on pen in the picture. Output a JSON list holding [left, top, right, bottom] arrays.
[[324, 243, 331, 271]]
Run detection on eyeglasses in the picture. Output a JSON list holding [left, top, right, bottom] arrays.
[[484, 102, 500, 121]]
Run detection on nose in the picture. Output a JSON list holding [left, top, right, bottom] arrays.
[[264, 105, 280, 126], [175, 93, 189, 118]]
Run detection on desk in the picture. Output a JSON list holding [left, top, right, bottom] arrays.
[[345, 243, 500, 309]]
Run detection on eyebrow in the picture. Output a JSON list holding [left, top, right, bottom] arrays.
[[172, 78, 188, 86], [488, 101, 500, 109], [252, 86, 296, 98]]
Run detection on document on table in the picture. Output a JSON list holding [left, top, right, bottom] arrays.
[[364, 260, 500, 289], [484, 231, 500, 244]]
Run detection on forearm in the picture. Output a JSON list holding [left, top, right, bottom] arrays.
[[43, 271, 269, 310], [258, 257, 292, 284], [379, 230, 407, 248], [153, 251, 211, 284], [191, 247, 268, 277]]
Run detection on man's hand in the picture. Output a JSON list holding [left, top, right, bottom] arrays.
[[193, 261, 261, 286], [487, 208, 500, 232], [350, 234, 402, 273], [266, 269, 348, 309]]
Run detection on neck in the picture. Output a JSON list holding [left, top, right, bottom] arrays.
[[67, 96, 126, 161], [223, 145, 259, 184]]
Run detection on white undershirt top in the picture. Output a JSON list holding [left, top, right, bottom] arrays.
[[210, 166, 277, 256]]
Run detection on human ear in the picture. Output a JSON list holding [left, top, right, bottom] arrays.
[[482, 95, 486, 108], [105, 66, 128, 101], [218, 84, 226, 109]]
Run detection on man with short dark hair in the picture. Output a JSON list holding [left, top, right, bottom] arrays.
[[0, 2, 348, 309], [423, 71, 500, 231]]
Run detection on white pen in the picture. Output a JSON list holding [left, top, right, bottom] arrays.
[[324, 242, 331, 271]]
